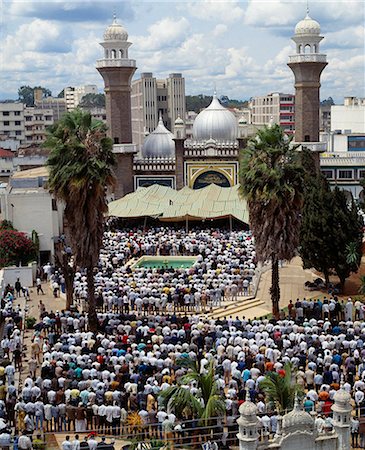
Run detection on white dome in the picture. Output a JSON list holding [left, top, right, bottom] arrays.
[[104, 17, 128, 41], [142, 117, 175, 158], [282, 399, 314, 432], [193, 93, 238, 142], [295, 13, 320, 35]]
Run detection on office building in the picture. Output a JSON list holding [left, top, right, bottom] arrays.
[[64, 85, 98, 111], [250, 93, 295, 134]]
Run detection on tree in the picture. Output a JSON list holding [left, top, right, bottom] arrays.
[[0, 229, 37, 268], [331, 188, 362, 288], [79, 93, 106, 109], [159, 357, 225, 427], [57, 89, 65, 98], [18, 85, 52, 106], [259, 363, 301, 413], [299, 150, 335, 285], [239, 124, 305, 317], [45, 110, 115, 331], [54, 236, 75, 311]]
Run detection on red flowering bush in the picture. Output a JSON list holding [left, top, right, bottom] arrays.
[[0, 229, 37, 268]]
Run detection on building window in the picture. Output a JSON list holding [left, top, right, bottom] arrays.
[[25, 116, 32, 121], [358, 170, 365, 179], [51, 199, 58, 211], [3, 121, 9, 126], [14, 111, 20, 116], [338, 170, 353, 180], [321, 170, 334, 179], [15, 121, 21, 126], [2, 112, 9, 116], [348, 136, 365, 151], [15, 131, 21, 135]]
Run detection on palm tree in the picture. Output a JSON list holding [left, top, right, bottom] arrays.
[[159, 357, 225, 433], [45, 110, 115, 331], [239, 124, 305, 317], [259, 363, 301, 413]]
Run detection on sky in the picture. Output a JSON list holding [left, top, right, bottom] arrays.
[[0, 0, 364, 103]]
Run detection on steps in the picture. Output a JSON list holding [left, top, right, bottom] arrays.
[[208, 297, 265, 319]]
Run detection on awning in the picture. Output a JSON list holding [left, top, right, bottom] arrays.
[[108, 183, 249, 224]]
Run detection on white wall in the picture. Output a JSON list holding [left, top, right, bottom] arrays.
[[1, 266, 34, 288], [2, 189, 63, 259], [331, 105, 365, 133]]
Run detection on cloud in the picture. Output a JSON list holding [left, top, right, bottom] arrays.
[[6, 0, 134, 23], [184, 0, 244, 22], [213, 24, 228, 37], [132, 17, 190, 52], [323, 25, 365, 49]]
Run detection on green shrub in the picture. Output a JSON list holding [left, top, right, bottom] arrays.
[[25, 316, 37, 329]]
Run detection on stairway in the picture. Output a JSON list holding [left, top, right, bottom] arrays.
[[208, 297, 266, 319]]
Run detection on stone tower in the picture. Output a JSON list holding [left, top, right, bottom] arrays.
[[331, 382, 352, 450], [287, 8, 327, 143], [96, 16, 137, 198]]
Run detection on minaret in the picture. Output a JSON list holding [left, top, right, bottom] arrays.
[[173, 116, 186, 190], [96, 15, 136, 144], [236, 388, 259, 450], [331, 378, 352, 450], [96, 16, 137, 198], [287, 7, 327, 143]]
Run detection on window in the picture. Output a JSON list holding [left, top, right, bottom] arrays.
[[321, 170, 334, 179], [348, 136, 365, 151], [25, 116, 32, 121], [15, 131, 21, 135], [2, 111, 9, 116], [52, 199, 58, 211], [338, 170, 353, 179], [15, 121, 21, 126], [45, 116, 52, 121], [358, 170, 365, 179], [3, 121, 9, 126], [14, 111, 20, 116]]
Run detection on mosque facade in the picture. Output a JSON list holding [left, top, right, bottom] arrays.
[[96, 10, 327, 199], [237, 388, 352, 450]]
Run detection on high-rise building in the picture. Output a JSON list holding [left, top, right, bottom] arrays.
[[64, 85, 98, 111], [131, 73, 185, 149], [0, 102, 25, 144], [23, 107, 54, 144], [287, 8, 327, 143], [96, 15, 137, 198], [250, 93, 295, 134]]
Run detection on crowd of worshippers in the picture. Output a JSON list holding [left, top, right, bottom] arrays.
[[2, 299, 364, 447], [73, 227, 256, 313]]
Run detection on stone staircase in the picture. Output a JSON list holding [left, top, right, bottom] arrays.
[[208, 296, 266, 319]]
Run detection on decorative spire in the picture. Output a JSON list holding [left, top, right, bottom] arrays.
[[293, 392, 300, 411], [340, 373, 345, 389], [306, 0, 310, 15], [113, 10, 117, 23], [245, 382, 250, 402]]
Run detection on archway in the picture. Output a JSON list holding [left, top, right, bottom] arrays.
[[192, 170, 231, 189]]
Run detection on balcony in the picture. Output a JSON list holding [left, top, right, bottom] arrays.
[[320, 151, 365, 167], [96, 58, 136, 69], [288, 54, 327, 63]]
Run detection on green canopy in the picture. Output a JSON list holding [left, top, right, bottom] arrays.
[[108, 183, 249, 224]]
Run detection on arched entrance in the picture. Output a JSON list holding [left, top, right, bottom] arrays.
[[193, 170, 231, 189]]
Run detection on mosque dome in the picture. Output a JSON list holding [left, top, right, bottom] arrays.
[[282, 398, 314, 433], [332, 388, 352, 412], [295, 12, 321, 35], [142, 116, 175, 158], [239, 400, 258, 417], [193, 93, 238, 141], [104, 16, 128, 41]]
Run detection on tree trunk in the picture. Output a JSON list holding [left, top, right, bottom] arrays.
[[86, 266, 98, 332], [323, 269, 330, 287], [270, 256, 280, 318]]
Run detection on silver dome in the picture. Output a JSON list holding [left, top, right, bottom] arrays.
[[193, 93, 238, 142], [142, 117, 175, 158]]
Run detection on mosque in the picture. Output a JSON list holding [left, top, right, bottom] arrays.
[[96, 9, 327, 200]]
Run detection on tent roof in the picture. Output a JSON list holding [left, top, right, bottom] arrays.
[[108, 183, 249, 224]]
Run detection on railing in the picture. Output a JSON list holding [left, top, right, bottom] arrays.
[[134, 157, 175, 171], [288, 53, 327, 63], [320, 152, 365, 166], [184, 148, 239, 157], [96, 58, 136, 68]]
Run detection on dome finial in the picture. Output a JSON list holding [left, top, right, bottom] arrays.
[[306, 0, 310, 15], [293, 392, 301, 411], [113, 10, 117, 23]]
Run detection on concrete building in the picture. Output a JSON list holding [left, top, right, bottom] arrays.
[[319, 104, 331, 132], [331, 96, 365, 134], [251, 93, 295, 134], [64, 84, 98, 111], [288, 9, 327, 143], [0, 102, 25, 144], [0, 148, 15, 182], [131, 72, 186, 149], [24, 107, 54, 144], [0, 166, 64, 263], [319, 96, 365, 199]]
